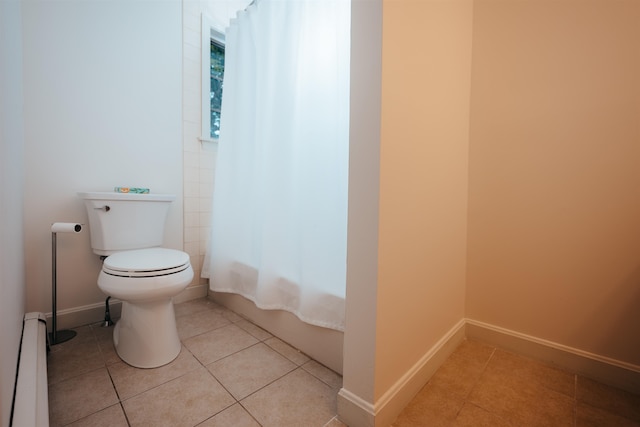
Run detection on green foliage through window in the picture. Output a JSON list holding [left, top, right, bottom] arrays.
[[210, 40, 225, 139]]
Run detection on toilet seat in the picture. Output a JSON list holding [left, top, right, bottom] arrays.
[[98, 247, 193, 303], [103, 248, 190, 278]]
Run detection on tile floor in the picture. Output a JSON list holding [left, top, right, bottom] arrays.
[[47, 298, 346, 427], [48, 298, 640, 427], [392, 339, 640, 427]]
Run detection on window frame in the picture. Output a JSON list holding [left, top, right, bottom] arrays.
[[201, 14, 225, 143]]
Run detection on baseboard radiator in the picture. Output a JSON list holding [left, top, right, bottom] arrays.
[[12, 312, 49, 427]]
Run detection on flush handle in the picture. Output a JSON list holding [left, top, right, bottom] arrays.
[[94, 205, 111, 212]]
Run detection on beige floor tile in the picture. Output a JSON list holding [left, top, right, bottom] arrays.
[[209, 303, 244, 323], [577, 376, 640, 422], [174, 297, 218, 318], [184, 323, 259, 365], [49, 301, 640, 427], [50, 324, 95, 346], [198, 403, 261, 427], [467, 368, 574, 426], [241, 368, 337, 427], [487, 349, 576, 397], [534, 389, 576, 426], [302, 360, 343, 390], [392, 383, 464, 427], [90, 323, 121, 365], [207, 342, 296, 399], [48, 367, 119, 426], [453, 339, 495, 363], [235, 318, 274, 341], [467, 374, 533, 425], [265, 336, 311, 365], [67, 403, 129, 427], [47, 326, 104, 385], [122, 366, 235, 427], [576, 402, 640, 427], [428, 349, 488, 399], [109, 346, 202, 399], [324, 416, 349, 427], [424, 339, 494, 401], [177, 308, 232, 340], [453, 402, 512, 427]]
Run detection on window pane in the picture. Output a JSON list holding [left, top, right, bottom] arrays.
[[210, 40, 225, 139]]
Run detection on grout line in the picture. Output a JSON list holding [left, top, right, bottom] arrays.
[[51, 299, 342, 426], [464, 345, 496, 402], [240, 364, 301, 402], [483, 346, 497, 369], [178, 304, 312, 424], [236, 400, 265, 426], [104, 361, 122, 402], [182, 331, 246, 423], [120, 401, 132, 427]]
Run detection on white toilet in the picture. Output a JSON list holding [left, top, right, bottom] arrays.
[[79, 191, 193, 368]]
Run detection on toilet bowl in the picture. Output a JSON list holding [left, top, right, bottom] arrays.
[[99, 248, 193, 368], [79, 191, 192, 368]]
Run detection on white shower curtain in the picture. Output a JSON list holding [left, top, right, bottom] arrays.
[[202, 0, 350, 331]]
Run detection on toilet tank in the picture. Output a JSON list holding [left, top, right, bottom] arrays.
[[78, 192, 176, 256]]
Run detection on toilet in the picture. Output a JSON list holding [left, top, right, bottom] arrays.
[[79, 191, 193, 368]]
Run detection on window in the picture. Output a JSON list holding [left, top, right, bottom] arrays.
[[210, 40, 225, 139], [201, 15, 225, 142]]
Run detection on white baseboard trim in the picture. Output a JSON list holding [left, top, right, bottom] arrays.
[[372, 318, 466, 426], [465, 318, 640, 394], [337, 388, 375, 427], [339, 317, 640, 426], [46, 298, 122, 331], [174, 284, 208, 304], [337, 318, 466, 427], [46, 285, 208, 331]]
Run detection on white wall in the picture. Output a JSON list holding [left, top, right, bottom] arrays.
[[341, 0, 383, 421], [21, 0, 183, 322], [0, 0, 26, 424]]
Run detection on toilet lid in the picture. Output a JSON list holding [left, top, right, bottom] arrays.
[[103, 248, 190, 278]]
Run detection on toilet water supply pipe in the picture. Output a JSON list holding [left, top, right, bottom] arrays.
[[102, 296, 114, 327]]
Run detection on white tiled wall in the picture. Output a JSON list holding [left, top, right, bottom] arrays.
[[179, 0, 217, 302], [179, 0, 251, 303]]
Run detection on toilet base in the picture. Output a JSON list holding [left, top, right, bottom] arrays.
[[113, 299, 181, 368]]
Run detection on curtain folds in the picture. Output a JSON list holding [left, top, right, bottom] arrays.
[[202, 0, 350, 331]]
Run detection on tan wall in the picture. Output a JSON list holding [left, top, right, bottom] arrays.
[[375, 0, 473, 398], [467, 0, 640, 365]]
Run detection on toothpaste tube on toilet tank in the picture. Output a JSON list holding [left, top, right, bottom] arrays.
[[114, 187, 150, 194]]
